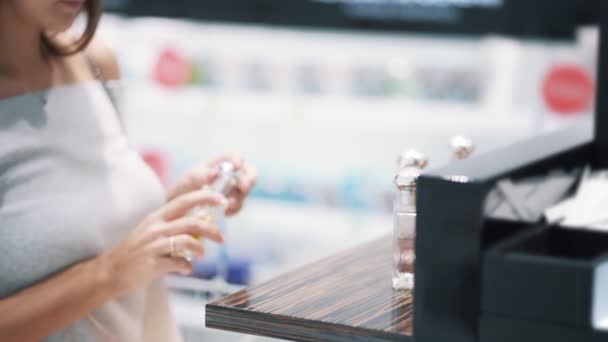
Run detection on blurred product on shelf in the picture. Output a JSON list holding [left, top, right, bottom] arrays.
[[541, 63, 594, 115], [146, 49, 485, 102], [140, 148, 170, 185], [190, 259, 252, 286], [154, 47, 192, 88], [295, 63, 325, 94]]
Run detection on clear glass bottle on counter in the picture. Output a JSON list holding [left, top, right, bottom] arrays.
[[393, 150, 427, 291]]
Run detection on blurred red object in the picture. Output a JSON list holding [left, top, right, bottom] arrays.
[[154, 47, 191, 88], [542, 64, 594, 116], [140, 149, 169, 186]]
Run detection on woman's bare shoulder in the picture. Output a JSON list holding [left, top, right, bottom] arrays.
[[53, 32, 121, 82], [85, 37, 121, 81]]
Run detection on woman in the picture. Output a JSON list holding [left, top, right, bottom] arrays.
[[0, 1, 257, 341]]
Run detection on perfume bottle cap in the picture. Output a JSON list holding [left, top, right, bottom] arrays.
[[218, 162, 235, 174], [397, 149, 429, 170], [394, 149, 428, 190], [213, 162, 241, 195], [450, 136, 474, 160]]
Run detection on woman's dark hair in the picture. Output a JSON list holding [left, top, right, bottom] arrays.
[[41, 0, 102, 56]]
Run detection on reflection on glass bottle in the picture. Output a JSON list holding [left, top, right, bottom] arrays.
[[393, 150, 427, 291]]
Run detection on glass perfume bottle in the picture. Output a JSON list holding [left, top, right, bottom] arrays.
[[187, 162, 240, 294], [392, 150, 427, 291], [188, 162, 239, 239]]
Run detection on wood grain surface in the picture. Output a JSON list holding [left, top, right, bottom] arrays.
[[206, 236, 414, 342]]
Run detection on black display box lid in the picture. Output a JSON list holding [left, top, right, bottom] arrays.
[[412, 2, 608, 342], [482, 224, 608, 328]]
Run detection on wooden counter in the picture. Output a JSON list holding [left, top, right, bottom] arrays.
[[206, 236, 414, 341]]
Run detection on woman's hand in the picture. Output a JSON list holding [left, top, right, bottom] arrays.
[[99, 191, 226, 297], [166, 153, 257, 216]]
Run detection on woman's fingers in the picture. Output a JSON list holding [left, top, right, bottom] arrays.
[[222, 161, 255, 216], [237, 162, 257, 193], [168, 154, 255, 206], [226, 193, 245, 216], [157, 256, 194, 275], [166, 167, 219, 202], [167, 153, 245, 202], [160, 190, 226, 221], [152, 217, 224, 244], [149, 234, 205, 258], [208, 153, 244, 169]]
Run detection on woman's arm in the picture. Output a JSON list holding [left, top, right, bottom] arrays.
[[0, 257, 115, 342], [0, 38, 125, 342], [142, 279, 184, 342], [0, 191, 225, 342]]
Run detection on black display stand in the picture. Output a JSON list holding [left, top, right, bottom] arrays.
[[413, 2, 608, 342]]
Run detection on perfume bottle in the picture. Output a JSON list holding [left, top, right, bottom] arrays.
[[186, 162, 239, 263], [188, 162, 239, 230], [392, 150, 427, 291]]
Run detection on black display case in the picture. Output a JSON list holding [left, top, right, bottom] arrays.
[[413, 2, 608, 341]]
